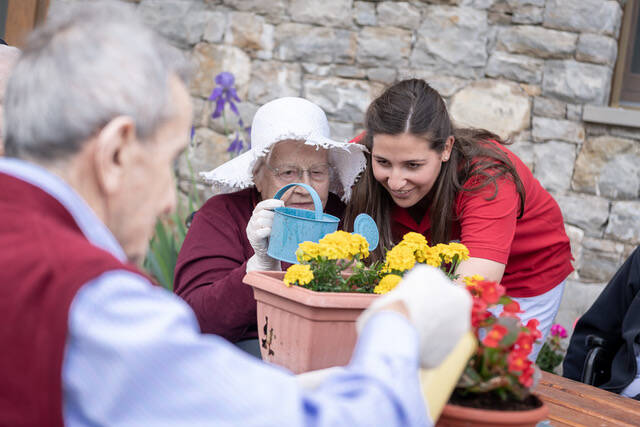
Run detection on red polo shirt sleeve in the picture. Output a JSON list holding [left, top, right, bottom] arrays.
[[455, 174, 519, 264]]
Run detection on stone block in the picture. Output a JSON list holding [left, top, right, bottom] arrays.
[[485, 51, 543, 84], [533, 141, 577, 192], [555, 280, 606, 337], [554, 193, 609, 237], [303, 76, 384, 123], [506, 0, 545, 6], [138, 0, 210, 46], [289, 0, 353, 28], [333, 65, 367, 79], [566, 104, 583, 122], [512, 6, 543, 24], [248, 61, 302, 105], [543, 0, 622, 37], [190, 43, 251, 99], [203, 11, 226, 43], [329, 120, 356, 142], [564, 223, 584, 271], [411, 6, 489, 69], [576, 34, 618, 66], [367, 68, 397, 85], [508, 137, 535, 171], [533, 97, 566, 119], [275, 23, 356, 64], [605, 201, 640, 243], [222, 0, 288, 23], [356, 26, 412, 67], [377, 2, 421, 29], [225, 12, 274, 55], [579, 247, 623, 282], [353, 1, 376, 26], [496, 25, 577, 59], [399, 70, 471, 97], [177, 127, 230, 182], [572, 136, 640, 199], [449, 79, 530, 139], [531, 117, 585, 144]]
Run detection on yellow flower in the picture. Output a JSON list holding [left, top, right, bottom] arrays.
[[402, 232, 428, 247], [318, 231, 351, 260], [383, 244, 416, 273], [374, 274, 402, 294], [448, 242, 470, 262], [463, 274, 485, 287], [283, 264, 314, 287], [296, 241, 321, 262], [348, 233, 370, 259]]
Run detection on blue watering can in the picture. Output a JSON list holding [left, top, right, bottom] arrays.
[[267, 183, 379, 264]]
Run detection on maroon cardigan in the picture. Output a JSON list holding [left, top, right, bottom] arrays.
[[0, 172, 142, 426], [174, 187, 345, 342]]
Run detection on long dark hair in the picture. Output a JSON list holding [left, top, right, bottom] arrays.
[[345, 79, 526, 262]]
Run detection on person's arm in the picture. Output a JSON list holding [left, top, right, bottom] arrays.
[[63, 270, 430, 426], [563, 247, 640, 383], [454, 175, 518, 283], [174, 203, 256, 341]]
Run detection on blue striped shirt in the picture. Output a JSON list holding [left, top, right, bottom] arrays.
[[0, 157, 430, 426]]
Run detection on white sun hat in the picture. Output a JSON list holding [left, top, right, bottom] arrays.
[[200, 97, 367, 202]]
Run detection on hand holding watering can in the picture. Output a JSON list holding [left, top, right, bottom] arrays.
[[246, 183, 379, 268]]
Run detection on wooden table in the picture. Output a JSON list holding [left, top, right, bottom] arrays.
[[535, 371, 640, 426]]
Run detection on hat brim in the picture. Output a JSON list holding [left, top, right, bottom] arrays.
[[201, 135, 367, 201]]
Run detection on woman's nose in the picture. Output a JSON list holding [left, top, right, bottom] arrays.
[[387, 168, 406, 190]]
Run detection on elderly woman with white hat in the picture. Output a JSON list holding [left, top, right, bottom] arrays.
[[174, 97, 366, 356]]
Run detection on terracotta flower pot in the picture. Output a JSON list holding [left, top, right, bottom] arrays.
[[436, 400, 549, 427], [243, 270, 377, 374]]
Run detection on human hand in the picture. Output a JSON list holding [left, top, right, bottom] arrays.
[[357, 265, 472, 368], [246, 199, 284, 272]]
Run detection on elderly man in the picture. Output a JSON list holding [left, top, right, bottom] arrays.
[[0, 3, 470, 426]]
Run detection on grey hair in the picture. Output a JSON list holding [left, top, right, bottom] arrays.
[[3, 1, 190, 161]]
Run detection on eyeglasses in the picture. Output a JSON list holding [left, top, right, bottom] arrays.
[[267, 163, 332, 183]]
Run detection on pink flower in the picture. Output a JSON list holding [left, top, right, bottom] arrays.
[[550, 323, 567, 339]]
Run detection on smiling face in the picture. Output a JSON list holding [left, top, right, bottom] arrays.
[[254, 140, 330, 210], [371, 133, 453, 209]]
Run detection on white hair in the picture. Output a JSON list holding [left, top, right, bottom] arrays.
[[3, 1, 189, 161]]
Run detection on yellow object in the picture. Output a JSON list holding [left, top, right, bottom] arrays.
[[419, 331, 477, 422]]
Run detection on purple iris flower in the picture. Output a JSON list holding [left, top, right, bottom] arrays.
[[227, 132, 244, 155], [209, 72, 241, 119]]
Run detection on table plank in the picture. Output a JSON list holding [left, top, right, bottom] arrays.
[[535, 372, 640, 426]]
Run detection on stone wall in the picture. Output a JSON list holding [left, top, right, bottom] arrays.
[[52, 0, 639, 332]]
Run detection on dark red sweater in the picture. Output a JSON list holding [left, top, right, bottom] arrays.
[[174, 187, 345, 342], [0, 172, 142, 426]]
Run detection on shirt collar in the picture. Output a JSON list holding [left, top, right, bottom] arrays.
[[0, 157, 127, 262]]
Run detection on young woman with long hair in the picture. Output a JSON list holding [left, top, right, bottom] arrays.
[[345, 79, 573, 358]]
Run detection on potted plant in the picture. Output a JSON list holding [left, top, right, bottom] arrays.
[[242, 231, 468, 374], [436, 276, 549, 426]]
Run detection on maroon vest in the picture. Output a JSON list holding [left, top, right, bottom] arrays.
[[0, 172, 144, 426]]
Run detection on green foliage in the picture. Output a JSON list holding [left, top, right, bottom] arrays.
[[536, 341, 565, 374], [143, 137, 201, 291]]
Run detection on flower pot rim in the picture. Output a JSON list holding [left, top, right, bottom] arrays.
[[441, 398, 549, 422], [243, 270, 378, 309]]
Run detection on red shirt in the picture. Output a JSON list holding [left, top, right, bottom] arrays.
[[392, 142, 573, 297], [174, 187, 345, 342]]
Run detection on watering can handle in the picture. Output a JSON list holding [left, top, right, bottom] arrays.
[[273, 183, 323, 221]]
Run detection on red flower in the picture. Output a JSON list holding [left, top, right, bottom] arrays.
[[482, 324, 508, 348], [471, 298, 490, 327], [500, 300, 523, 318], [476, 280, 505, 305], [518, 363, 535, 388], [526, 319, 542, 340], [507, 350, 530, 373], [514, 332, 534, 356]]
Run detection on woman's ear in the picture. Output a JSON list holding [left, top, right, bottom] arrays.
[[441, 135, 455, 162], [93, 116, 136, 195]]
